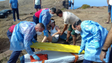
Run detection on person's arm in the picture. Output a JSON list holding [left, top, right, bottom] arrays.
[[61, 14, 69, 35], [40, 0, 41, 6], [86, 25, 100, 49], [9, 3, 12, 10], [78, 38, 86, 55], [24, 32, 40, 60], [23, 27, 35, 55], [61, 24, 68, 35], [33, 0, 35, 6], [102, 28, 112, 50], [80, 39, 86, 51], [100, 27, 112, 63], [78, 24, 87, 54], [41, 12, 50, 37], [52, 26, 61, 37], [107, 0, 109, 5], [43, 24, 49, 37], [9, 0, 12, 10]]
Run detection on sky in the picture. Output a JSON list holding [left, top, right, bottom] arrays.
[[74, 0, 108, 7], [0, 0, 5, 1], [0, 0, 108, 7]]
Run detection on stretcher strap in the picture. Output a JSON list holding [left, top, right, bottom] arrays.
[[71, 53, 79, 63], [42, 60, 45, 63]]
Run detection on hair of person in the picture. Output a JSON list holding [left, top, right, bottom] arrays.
[[50, 7, 56, 13], [51, 19, 56, 26], [73, 20, 82, 28], [37, 23, 45, 29], [51, 19, 55, 23], [56, 9, 62, 16]]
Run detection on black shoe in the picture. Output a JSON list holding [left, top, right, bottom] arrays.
[[63, 41, 70, 44]]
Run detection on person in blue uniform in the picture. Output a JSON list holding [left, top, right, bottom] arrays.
[[39, 8, 56, 41], [7, 21, 45, 63], [72, 20, 110, 63]]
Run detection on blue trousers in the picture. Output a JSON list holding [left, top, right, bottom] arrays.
[[34, 5, 41, 9], [63, 0, 69, 9], [83, 59, 93, 63], [33, 15, 39, 24], [7, 49, 35, 63], [12, 8, 19, 20], [7, 30, 12, 41], [7, 51, 22, 63]]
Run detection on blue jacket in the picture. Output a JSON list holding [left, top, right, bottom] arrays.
[[39, 9, 51, 37], [80, 20, 110, 62], [10, 21, 37, 55]]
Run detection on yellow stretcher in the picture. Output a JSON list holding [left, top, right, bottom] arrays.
[[30, 42, 85, 54]]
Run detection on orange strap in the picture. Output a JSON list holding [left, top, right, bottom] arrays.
[[42, 60, 45, 63], [71, 53, 79, 63]]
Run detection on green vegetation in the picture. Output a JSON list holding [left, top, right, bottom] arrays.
[[81, 4, 90, 9], [61, 8, 65, 10]]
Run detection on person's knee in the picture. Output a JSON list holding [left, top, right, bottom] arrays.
[[71, 35, 76, 39], [67, 31, 71, 34], [45, 35, 52, 42]]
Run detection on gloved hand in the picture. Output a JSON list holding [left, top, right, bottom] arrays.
[[78, 49, 83, 55], [32, 54, 40, 60], [95, 42, 100, 49], [32, 39, 38, 43]]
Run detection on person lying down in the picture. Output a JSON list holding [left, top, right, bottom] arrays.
[[42, 19, 61, 43]]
